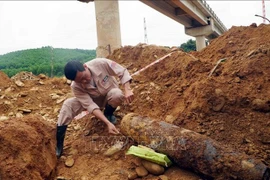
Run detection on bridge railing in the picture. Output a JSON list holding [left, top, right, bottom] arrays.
[[199, 0, 227, 32]]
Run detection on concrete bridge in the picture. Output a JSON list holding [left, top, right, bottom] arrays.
[[78, 0, 227, 57]]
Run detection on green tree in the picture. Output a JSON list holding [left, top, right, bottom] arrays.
[[0, 47, 96, 77], [180, 39, 196, 52]]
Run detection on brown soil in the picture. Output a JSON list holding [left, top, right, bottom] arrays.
[[0, 115, 56, 180], [0, 23, 269, 180]]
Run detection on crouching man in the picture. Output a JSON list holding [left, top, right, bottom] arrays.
[[56, 58, 134, 158]]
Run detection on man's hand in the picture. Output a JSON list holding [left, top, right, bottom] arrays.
[[92, 109, 119, 134], [107, 123, 119, 134], [124, 81, 134, 104], [125, 89, 134, 104]]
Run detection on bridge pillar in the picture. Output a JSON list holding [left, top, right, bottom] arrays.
[[185, 18, 214, 51], [94, 1, 122, 57], [195, 35, 206, 51]]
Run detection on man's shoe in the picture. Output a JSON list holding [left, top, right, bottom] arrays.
[[104, 104, 117, 124], [56, 125, 67, 158], [105, 115, 117, 124]]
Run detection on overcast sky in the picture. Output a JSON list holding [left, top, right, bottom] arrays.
[[0, 1, 269, 55]]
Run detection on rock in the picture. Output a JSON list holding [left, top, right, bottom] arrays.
[[128, 170, 138, 180], [135, 166, 148, 177], [53, 108, 60, 114], [16, 113, 24, 118], [4, 100, 11, 105], [113, 153, 121, 160], [250, 23, 257, 27], [93, 167, 99, 173], [38, 74, 47, 79], [252, 99, 270, 112], [246, 49, 256, 57], [60, 155, 67, 161], [57, 97, 66, 104], [159, 175, 169, 180], [267, 49, 270, 57], [141, 160, 165, 175], [93, 147, 99, 154], [38, 81, 45, 85], [51, 94, 60, 100], [104, 141, 123, 156], [170, 47, 179, 52], [15, 80, 24, 87], [165, 82, 172, 87], [30, 87, 39, 91], [80, 176, 88, 180], [243, 138, 251, 143], [73, 124, 81, 131], [66, 79, 72, 85], [20, 92, 28, 97], [69, 148, 78, 155], [115, 106, 121, 112], [56, 91, 65, 96], [56, 176, 66, 180], [260, 136, 270, 144], [242, 160, 256, 169], [18, 108, 32, 113], [219, 126, 225, 131], [65, 157, 75, 167], [84, 129, 91, 136], [0, 116, 9, 121], [91, 133, 99, 141], [131, 157, 142, 166], [212, 97, 226, 112], [234, 77, 241, 83], [165, 115, 176, 124], [5, 87, 15, 93], [215, 88, 223, 96]]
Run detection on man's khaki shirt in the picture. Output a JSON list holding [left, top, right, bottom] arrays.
[[70, 58, 132, 113]]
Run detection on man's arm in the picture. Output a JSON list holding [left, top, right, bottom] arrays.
[[72, 85, 119, 134], [123, 81, 134, 104], [98, 58, 134, 104], [101, 58, 132, 85], [92, 109, 119, 134]]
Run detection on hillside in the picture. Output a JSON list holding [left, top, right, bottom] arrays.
[[0, 47, 96, 77], [0, 23, 269, 180]]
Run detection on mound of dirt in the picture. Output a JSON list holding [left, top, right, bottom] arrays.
[[193, 24, 270, 63], [0, 71, 12, 88], [108, 23, 270, 174], [0, 115, 56, 180], [0, 24, 269, 180]]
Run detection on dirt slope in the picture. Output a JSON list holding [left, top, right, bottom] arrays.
[[0, 115, 56, 180], [0, 23, 269, 179], [109, 25, 270, 165]]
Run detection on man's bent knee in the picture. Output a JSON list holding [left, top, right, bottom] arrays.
[[57, 97, 84, 126], [107, 88, 124, 107]]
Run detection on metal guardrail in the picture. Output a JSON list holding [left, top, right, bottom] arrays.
[[199, 0, 227, 32]]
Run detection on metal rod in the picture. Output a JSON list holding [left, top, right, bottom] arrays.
[[255, 14, 270, 23]]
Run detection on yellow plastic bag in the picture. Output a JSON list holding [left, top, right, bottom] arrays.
[[126, 145, 172, 167]]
